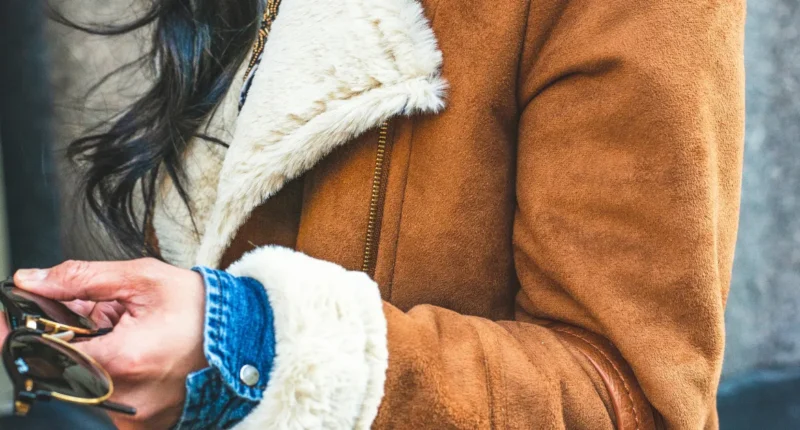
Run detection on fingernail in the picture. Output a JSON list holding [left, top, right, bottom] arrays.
[[15, 269, 49, 284]]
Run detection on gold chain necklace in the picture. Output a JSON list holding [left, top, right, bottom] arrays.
[[244, 0, 282, 81]]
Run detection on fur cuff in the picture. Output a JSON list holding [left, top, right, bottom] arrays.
[[226, 246, 388, 429]]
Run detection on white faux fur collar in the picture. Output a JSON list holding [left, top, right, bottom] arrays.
[[153, 0, 446, 268]]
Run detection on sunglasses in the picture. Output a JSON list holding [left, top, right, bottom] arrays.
[[0, 280, 135, 417]]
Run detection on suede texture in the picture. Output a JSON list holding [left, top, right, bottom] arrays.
[[182, 0, 745, 428]]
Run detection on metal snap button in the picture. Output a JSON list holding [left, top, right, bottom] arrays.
[[239, 364, 260, 387]]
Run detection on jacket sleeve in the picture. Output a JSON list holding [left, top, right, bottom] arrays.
[[225, 1, 745, 429]]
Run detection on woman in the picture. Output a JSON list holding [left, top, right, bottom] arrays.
[[6, 0, 745, 428]]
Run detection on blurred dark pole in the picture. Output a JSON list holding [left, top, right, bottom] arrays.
[[0, 0, 63, 270], [0, 7, 114, 428]]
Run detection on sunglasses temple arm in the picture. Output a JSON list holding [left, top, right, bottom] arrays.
[[97, 400, 137, 416], [76, 327, 113, 338]]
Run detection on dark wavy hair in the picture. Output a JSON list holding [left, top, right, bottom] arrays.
[[55, 0, 261, 257]]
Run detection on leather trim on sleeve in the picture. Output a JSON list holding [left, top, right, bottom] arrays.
[[550, 324, 659, 430]]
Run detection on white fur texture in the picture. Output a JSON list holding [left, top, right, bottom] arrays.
[[149, 0, 443, 425], [227, 246, 389, 429], [151, 56, 248, 268], [193, 0, 447, 268]]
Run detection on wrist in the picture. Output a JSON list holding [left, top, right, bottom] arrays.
[[188, 270, 210, 374]]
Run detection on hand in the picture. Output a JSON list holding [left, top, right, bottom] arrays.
[[0, 311, 8, 347], [13, 258, 208, 430]]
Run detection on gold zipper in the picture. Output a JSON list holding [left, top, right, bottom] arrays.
[[361, 120, 392, 275]]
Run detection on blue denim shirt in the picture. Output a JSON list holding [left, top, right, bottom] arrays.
[[174, 267, 276, 430]]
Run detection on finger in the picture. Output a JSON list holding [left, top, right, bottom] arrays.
[[65, 300, 126, 327], [71, 331, 121, 368], [64, 299, 96, 316], [13, 259, 165, 304], [0, 312, 9, 345], [89, 301, 126, 327]]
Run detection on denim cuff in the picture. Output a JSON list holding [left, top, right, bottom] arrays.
[[174, 367, 258, 430], [198, 267, 276, 397], [174, 267, 276, 430]]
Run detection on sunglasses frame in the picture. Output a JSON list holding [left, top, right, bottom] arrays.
[[0, 283, 135, 417], [1, 329, 116, 416], [0, 281, 107, 337]]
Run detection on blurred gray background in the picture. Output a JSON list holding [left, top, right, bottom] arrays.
[[715, 2, 800, 427], [724, 0, 800, 377], [22, 0, 800, 427]]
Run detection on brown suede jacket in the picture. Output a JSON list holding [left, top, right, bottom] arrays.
[[149, 0, 746, 428]]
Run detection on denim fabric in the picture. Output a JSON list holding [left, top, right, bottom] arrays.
[[174, 267, 276, 430]]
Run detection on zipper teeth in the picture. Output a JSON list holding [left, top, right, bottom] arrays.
[[362, 120, 391, 274]]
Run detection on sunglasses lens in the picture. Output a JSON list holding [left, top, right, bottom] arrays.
[[3, 286, 97, 332], [8, 333, 110, 400]]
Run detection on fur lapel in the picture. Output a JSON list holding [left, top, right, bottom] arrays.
[[194, 0, 446, 268], [154, 0, 446, 268]]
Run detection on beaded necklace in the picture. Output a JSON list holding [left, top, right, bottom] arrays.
[[239, 0, 282, 110]]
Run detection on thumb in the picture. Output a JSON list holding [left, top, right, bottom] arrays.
[[14, 260, 143, 304], [70, 334, 118, 370]]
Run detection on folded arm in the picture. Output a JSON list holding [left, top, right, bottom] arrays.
[[185, 1, 745, 428]]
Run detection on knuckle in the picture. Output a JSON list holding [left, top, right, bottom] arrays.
[[55, 260, 92, 285], [122, 351, 145, 372], [130, 258, 163, 284], [123, 350, 154, 376], [137, 257, 161, 267], [108, 350, 147, 380], [129, 404, 156, 422]]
